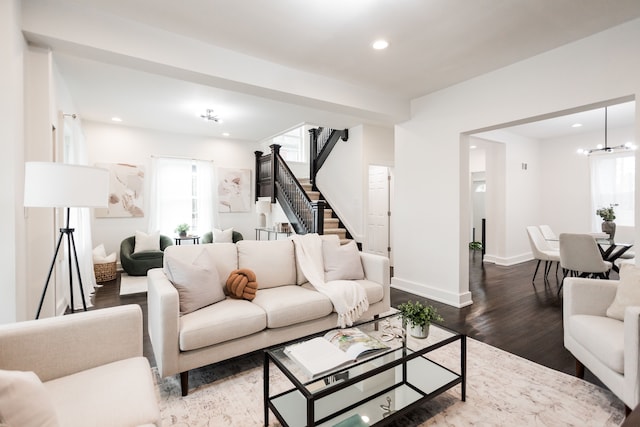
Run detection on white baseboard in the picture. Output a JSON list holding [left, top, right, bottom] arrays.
[[391, 277, 473, 308], [482, 252, 532, 266]]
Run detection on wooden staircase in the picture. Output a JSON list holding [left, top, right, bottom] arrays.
[[298, 179, 349, 243], [255, 127, 352, 243]]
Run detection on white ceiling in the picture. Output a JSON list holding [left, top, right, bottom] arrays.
[[28, 0, 640, 141]]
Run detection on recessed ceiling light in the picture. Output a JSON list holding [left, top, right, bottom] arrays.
[[372, 39, 389, 50], [111, 117, 122, 122], [571, 123, 582, 128], [470, 145, 477, 149], [222, 132, 230, 137]]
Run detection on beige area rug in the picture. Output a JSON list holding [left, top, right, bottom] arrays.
[[154, 337, 624, 426], [119, 273, 148, 295]]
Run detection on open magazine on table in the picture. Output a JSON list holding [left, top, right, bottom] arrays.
[[284, 327, 389, 377]]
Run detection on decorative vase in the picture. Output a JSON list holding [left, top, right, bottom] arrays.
[[601, 220, 616, 240], [179, 231, 187, 237], [408, 324, 430, 339]]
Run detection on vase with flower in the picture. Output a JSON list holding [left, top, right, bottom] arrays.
[[596, 204, 617, 240]]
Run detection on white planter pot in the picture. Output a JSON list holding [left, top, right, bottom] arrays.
[[408, 324, 430, 339]]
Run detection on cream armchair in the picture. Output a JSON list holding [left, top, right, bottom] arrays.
[[563, 277, 640, 411], [0, 305, 160, 427]]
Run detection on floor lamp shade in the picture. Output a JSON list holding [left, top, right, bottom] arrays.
[[23, 162, 109, 319], [24, 162, 109, 208]]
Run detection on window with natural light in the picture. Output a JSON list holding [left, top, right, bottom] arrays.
[[272, 126, 305, 162], [151, 157, 215, 236], [590, 152, 635, 227]]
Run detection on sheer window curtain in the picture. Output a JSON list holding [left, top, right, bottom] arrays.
[[590, 152, 635, 229], [62, 114, 97, 310], [195, 160, 217, 234]]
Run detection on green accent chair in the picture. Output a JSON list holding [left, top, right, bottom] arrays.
[[120, 235, 173, 276], [201, 230, 244, 244]]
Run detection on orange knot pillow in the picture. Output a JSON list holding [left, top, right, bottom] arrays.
[[226, 269, 258, 301]]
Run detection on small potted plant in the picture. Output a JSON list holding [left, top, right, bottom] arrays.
[[397, 300, 443, 339], [175, 223, 190, 237], [596, 204, 617, 240]]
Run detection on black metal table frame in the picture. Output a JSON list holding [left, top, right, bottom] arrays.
[[597, 241, 633, 273], [263, 317, 466, 427]]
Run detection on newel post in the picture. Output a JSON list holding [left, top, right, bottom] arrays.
[[311, 200, 325, 234], [254, 151, 263, 202], [308, 128, 318, 190], [269, 144, 280, 204]]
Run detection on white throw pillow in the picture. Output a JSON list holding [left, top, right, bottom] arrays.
[[0, 369, 59, 427], [92, 244, 107, 262], [213, 228, 234, 243], [166, 249, 225, 315], [606, 263, 640, 320], [323, 240, 365, 281], [134, 230, 160, 253]]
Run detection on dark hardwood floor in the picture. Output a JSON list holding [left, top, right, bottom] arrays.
[[91, 250, 606, 387]]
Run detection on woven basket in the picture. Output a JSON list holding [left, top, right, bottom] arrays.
[[94, 261, 117, 283]]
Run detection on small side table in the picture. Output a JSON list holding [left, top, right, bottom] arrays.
[[174, 235, 200, 245], [255, 227, 291, 240]]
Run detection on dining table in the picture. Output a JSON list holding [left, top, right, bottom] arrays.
[[595, 238, 634, 273]]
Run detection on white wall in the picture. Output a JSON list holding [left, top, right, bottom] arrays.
[[316, 124, 394, 242], [316, 125, 364, 240], [84, 121, 260, 258], [0, 0, 26, 323], [393, 18, 640, 307]]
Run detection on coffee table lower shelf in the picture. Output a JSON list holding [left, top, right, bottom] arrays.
[[266, 351, 464, 427]]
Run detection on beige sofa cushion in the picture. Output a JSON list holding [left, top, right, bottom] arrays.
[[252, 285, 333, 328], [323, 240, 365, 281], [237, 239, 296, 288], [179, 299, 267, 351], [43, 357, 159, 427], [164, 243, 237, 290], [165, 249, 225, 315], [0, 369, 59, 427]]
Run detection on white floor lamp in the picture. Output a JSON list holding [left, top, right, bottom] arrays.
[[24, 162, 109, 319]]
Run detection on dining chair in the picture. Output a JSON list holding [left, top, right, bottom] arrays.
[[539, 224, 558, 249], [526, 226, 560, 283], [559, 233, 612, 292]]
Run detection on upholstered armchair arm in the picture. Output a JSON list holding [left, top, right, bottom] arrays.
[[359, 252, 391, 310], [563, 277, 618, 317], [624, 305, 640, 407], [147, 268, 181, 377], [160, 234, 174, 250], [0, 305, 142, 382]]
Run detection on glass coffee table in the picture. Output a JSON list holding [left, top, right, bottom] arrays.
[[264, 312, 466, 426]]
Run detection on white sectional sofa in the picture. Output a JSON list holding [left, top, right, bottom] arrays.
[[147, 237, 390, 395]]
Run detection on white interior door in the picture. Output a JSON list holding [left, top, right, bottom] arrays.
[[366, 165, 390, 259]]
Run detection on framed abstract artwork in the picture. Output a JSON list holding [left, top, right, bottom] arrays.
[[95, 163, 145, 218], [218, 167, 251, 212]]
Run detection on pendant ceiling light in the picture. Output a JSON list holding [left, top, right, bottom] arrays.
[[200, 109, 221, 122], [577, 106, 636, 155]]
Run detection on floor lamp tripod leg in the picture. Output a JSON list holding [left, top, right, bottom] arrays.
[[68, 230, 87, 312], [35, 230, 66, 319]]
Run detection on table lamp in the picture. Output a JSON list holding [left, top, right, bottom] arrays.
[[256, 200, 271, 228], [24, 162, 109, 319]]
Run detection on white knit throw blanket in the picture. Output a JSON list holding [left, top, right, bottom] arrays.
[[292, 234, 369, 327]]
